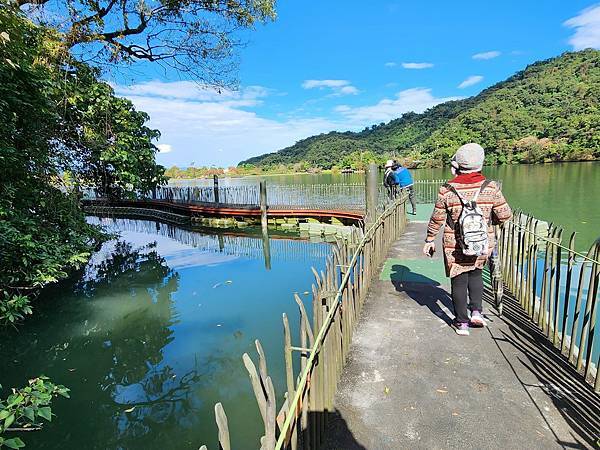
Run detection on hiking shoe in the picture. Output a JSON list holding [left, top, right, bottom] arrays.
[[470, 310, 486, 327], [453, 321, 470, 336]]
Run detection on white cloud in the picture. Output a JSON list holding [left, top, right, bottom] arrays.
[[301, 79, 359, 96], [115, 81, 341, 166], [401, 62, 434, 69], [113, 81, 269, 108], [334, 88, 462, 123], [472, 51, 501, 60], [458, 75, 483, 89], [384, 62, 397, 67], [564, 4, 600, 50], [157, 144, 173, 154]]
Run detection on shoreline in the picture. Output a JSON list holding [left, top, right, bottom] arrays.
[[165, 160, 599, 182]]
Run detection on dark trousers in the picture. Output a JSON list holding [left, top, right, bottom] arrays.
[[387, 186, 416, 213], [405, 186, 416, 212], [450, 268, 483, 323]]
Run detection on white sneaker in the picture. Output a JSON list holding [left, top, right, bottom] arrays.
[[470, 310, 486, 327], [453, 322, 470, 336]]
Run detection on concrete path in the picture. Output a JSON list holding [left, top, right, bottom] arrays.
[[325, 220, 600, 450]]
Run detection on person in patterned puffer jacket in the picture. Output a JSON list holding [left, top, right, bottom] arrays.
[[422, 143, 512, 336]]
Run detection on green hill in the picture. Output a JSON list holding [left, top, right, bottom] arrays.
[[240, 50, 600, 169]]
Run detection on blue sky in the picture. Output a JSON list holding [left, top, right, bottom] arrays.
[[109, 1, 600, 167]]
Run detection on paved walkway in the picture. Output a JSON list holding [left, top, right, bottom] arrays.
[[325, 220, 600, 450]]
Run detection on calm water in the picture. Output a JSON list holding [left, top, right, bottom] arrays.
[[0, 218, 327, 450], [173, 162, 600, 250]]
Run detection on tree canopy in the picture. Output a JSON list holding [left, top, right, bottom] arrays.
[[0, 5, 166, 322], [18, 0, 276, 84]]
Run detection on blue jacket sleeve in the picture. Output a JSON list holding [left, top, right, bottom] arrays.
[[394, 168, 414, 187]]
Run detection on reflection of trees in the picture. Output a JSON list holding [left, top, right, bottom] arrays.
[[71, 238, 249, 449], [74, 239, 191, 447]]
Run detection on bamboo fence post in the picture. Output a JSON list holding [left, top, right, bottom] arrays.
[[576, 242, 600, 372], [560, 233, 577, 354], [215, 403, 231, 450], [569, 244, 595, 364], [552, 230, 563, 345], [583, 243, 600, 381], [282, 313, 297, 450]]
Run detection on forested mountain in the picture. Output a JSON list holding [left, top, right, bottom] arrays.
[[240, 50, 600, 169]]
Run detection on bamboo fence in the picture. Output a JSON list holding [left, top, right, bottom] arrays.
[[498, 211, 600, 391]]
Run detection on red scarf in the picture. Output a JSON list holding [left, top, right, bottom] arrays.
[[450, 172, 485, 184]]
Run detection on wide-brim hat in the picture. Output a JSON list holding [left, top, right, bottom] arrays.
[[384, 159, 395, 168]]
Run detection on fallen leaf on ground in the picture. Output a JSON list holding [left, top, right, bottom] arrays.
[[383, 386, 390, 395], [436, 389, 448, 394]]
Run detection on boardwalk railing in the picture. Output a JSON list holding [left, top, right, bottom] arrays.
[[413, 179, 503, 204], [498, 211, 600, 391], [82, 178, 458, 212], [413, 179, 447, 203], [197, 192, 409, 450]]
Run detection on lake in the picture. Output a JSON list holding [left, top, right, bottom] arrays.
[[0, 218, 328, 450], [172, 162, 600, 251]]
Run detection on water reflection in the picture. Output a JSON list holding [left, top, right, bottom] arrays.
[[1, 218, 328, 449]]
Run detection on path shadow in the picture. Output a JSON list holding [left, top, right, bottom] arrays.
[[318, 409, 367, 450], [389, 264, 454, 325], [485, 289, 600, 448]]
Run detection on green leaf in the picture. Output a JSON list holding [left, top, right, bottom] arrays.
[[4, 413, 15, 429], [23, 406, 35, 421], [37, 406, 51, 421], [3, 437, 25, 449], [7, 395, 23, 408], [0, 410, 10, 420]]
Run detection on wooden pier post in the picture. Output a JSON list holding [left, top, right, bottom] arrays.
[[365, 162, 378, 226], [260, 180, 271, 270], [260, 181, 268, 232], [213, 174, 220, 204]]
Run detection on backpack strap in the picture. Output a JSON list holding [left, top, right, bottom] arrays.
[[473, 179, 492, 203], [442, 179, 492, 228], [443, 182, 465, 205]]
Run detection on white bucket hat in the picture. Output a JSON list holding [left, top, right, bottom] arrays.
[[452, 143, 485, 174], [385, 159, 395, 169]]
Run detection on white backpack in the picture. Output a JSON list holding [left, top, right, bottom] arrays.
[[445, 181, 491, 256]]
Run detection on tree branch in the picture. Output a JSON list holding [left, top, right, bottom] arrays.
[[17, 0, 51, 6]]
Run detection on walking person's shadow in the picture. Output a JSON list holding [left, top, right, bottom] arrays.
[[389, 263, 455, 325]]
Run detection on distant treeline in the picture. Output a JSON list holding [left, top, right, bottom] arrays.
[[240, 49, 600, 170]]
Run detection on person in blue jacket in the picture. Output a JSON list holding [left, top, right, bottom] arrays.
[[393, 161, 416, 214]]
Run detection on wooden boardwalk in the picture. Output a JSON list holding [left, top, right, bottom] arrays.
[[324, 220, 600, 450], [83, 198, 365, 222]]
